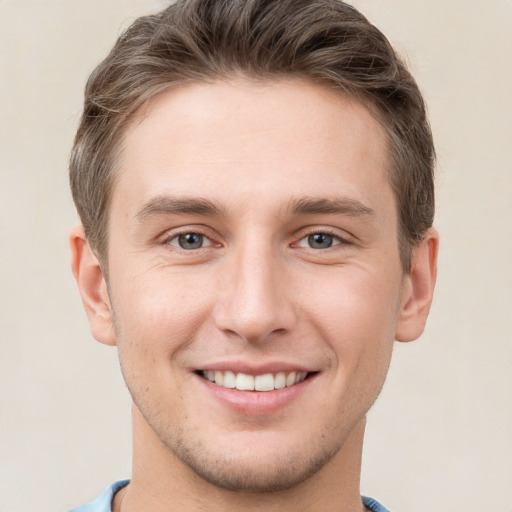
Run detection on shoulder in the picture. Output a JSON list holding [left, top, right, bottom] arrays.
[[362, 496, 392, 512], [67, 480, 130, 512]]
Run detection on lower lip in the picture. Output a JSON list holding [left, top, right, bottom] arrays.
[[196, 373, 316, 416]]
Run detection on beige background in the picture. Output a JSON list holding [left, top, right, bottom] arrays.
[[1, 1, 511, 511]]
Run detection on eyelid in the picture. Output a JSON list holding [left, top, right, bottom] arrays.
[[293, 227, 354, 248]]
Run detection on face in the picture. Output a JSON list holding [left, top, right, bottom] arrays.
[[104, 80, 410, 491]]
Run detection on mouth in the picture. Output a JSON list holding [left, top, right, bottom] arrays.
[[198, 370, 313, 392]]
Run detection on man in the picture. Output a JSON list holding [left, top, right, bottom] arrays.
[[68, 0, 438, 511]]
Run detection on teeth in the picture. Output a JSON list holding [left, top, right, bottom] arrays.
[[214, 371, 224, 386], [202, 370, 308, 391], [274, 372, 286, 389], [235, 373, 254, 390], [255, 373, 274, 391], [286, 372, 296, 387], [222, 370, 236, 388]]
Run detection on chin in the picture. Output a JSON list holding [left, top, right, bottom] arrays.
[[159, 425, 345, 493], [175, 442, 339, 492]]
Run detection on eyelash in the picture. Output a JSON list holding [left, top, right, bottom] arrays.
[[295, 229, 352, 250]]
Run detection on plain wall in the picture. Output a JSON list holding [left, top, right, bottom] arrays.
[[0, 1, 510, 511]]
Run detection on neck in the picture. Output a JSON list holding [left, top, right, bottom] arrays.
[[114, 405, 367, 512]]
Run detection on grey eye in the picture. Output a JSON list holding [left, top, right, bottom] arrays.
[[307, 233, 334, 249], [177, 233, 204, 250]]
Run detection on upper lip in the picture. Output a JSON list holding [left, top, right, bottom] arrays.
[[195, 360, 317, 375]]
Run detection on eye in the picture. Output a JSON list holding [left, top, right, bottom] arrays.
[[307, 233, 336, 249], [296, 232, 346, 249], [168, 232, 212, 250]]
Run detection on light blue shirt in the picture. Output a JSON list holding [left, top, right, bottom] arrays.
[[67, 481, 129, 512], [68, 480, 391, 512]]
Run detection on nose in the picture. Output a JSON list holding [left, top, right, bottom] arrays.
[[213, 236, 297, 344]]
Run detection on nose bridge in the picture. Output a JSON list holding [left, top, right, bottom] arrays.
[[214, 232, 295, 342]]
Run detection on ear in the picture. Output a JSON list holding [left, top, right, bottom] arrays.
[[395, 227, 439, 342], [69, 225, 116, 346]]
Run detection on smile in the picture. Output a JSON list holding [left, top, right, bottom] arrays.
[[200, 370, 309, 392]]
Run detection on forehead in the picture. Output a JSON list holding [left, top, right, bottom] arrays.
[[114, 79, 391, 217]]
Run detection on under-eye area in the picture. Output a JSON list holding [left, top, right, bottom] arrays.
[[197, 370, 318, 392]]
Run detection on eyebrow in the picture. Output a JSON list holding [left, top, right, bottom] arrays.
[[135, 196, 224, 221], [287, 197, 375, 217], [135, 195, 375, 222]]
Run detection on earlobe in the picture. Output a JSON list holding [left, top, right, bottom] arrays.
[[395, 227, 439, 342], [69, 225, 116, 346]]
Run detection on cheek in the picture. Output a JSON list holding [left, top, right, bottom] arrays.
[[111, 275, 214, 415], [111, 270, 214, 365], [307, 266, 402, 369]]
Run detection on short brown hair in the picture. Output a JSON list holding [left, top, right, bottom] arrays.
[[70, 0, 435, 272]]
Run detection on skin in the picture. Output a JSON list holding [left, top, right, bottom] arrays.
[[71, 79, 438, 512]]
